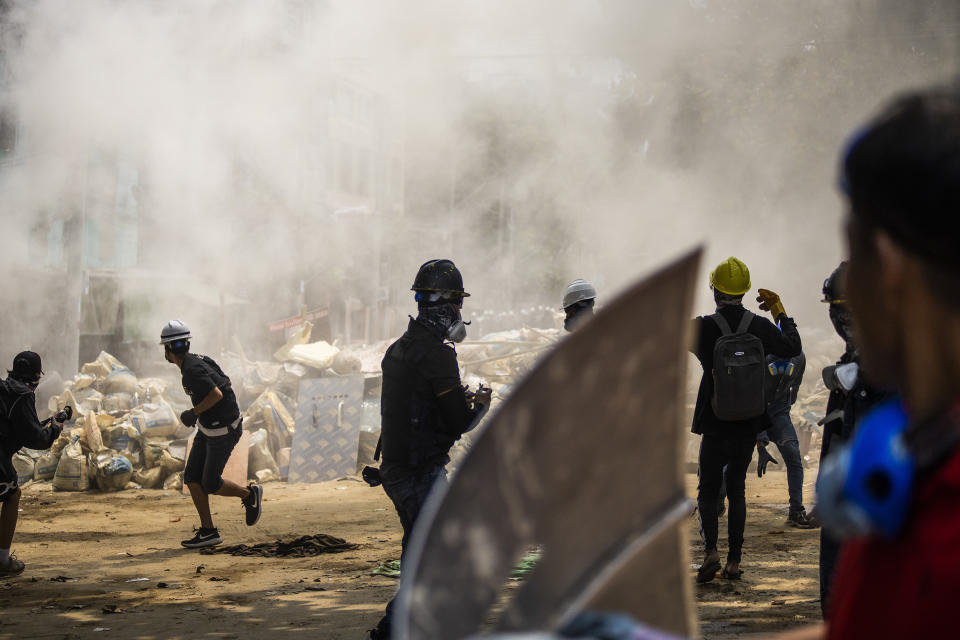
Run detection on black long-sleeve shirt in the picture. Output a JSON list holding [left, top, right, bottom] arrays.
[[0, 378, 60, 456], [690, 305, 803, 438], [379, 319, 479, 479]]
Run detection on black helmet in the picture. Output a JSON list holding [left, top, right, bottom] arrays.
[[822, 261, 848, 304], [411, 259, 470, 297]]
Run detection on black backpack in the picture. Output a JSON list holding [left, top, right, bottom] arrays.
[[710, 311, 766, 421]]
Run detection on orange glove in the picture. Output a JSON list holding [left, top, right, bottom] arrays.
[[756, 289, 787, 320]]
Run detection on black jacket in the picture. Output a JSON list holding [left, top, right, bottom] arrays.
[[0, 378, 60, 457], [690, 306, 803, 437], [379, 318, 478, 479]]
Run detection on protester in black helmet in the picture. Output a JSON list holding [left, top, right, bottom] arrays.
[[562, 279, 598, 332], [0, 351, 70, 576], [368, 259, 491, 640], [161, 321, 262, 548], [816, 261, 893, 618]]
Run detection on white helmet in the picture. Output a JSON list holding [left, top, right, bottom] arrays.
[[160, 320, 192, 345], [561, 279, 598, 310]]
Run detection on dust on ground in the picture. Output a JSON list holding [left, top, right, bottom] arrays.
[[1, 470, 821, 639]]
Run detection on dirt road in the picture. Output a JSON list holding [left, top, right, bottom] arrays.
[[1, 470, 821, 639]]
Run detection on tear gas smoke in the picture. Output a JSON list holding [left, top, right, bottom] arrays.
[[0, 0, 956, 374]]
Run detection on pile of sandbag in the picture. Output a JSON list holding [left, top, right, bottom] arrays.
[[242, 390, 296, 483], [17, 351, 191, 493]]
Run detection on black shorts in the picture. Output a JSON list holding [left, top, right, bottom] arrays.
[[0, 454, 18, 503], [183, 421, 242, 494]]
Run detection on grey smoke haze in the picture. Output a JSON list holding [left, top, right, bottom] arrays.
[[0, 0, 957, 372]]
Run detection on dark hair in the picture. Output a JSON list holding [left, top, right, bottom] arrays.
[[842, 83, 960, 305]]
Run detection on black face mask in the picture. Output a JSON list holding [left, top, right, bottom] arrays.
[[418, 302, 468, 343], [564, 301, 595, 332], [829, 304, 856, 348]]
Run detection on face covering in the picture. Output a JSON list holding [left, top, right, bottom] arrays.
[[419, 302, 468, 343], [829, 304, 856, 348], [564, 302, 595, 332]]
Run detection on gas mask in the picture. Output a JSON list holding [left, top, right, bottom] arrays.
[[417, 293, 469, 343], [563, 300, 595, 332], [829, 303, 856, 348]]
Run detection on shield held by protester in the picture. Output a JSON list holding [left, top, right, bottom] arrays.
[[395, 250, 702, 639]]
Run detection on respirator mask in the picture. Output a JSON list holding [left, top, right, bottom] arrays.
[[416, 292, 470, 343], [815, 399, 914, 539]]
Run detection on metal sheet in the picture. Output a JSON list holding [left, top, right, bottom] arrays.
[[289, 375, 365, 483], [395, 250, 701, 640]]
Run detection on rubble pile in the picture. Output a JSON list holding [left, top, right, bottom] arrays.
[[13, 351, 192, 492], [14, 323, 563, 492]]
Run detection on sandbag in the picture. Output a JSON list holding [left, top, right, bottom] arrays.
[[130, 401, 179, 439], [159, 450, 185, 478], [163, 472, 183, 491], [80, 351, 123, 379], [103, 392, 134, 415], [53, 440, 89, 491], [101, 422, 141, 456], [133, 466, 164, 489], [12, 453, 35, 486], [248, 429, 279, 478], [73, 388, 103, 414], [102, 367, 139, 395], [332, 350, 362, 375], [34, 450, 61, 481], [93, 451, 133, 492], [141, 440, 169, 469], [82, 411, 106, 453], [277, 447, 291, 480]]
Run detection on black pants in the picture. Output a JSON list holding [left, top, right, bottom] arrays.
[[697, 433, 756, 563], [820, 528, 843, 618], [374, 466, 447, 638]]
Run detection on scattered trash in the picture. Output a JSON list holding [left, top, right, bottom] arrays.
[[102, 604, 124, 614], [372, 560, 401, 578], [209, 577, 230, 582], [49, 576, 78, 582], [124, 577, 150, 583], [157, 582, 168, 589], [200, 534, 357, 558], [195, 566, 204, 574]]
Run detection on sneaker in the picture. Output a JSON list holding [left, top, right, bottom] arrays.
[[0, 554, 25, 577], [787, 507, 817, 529], [242, 484, 262, 526], [181, 527, 222, 548]]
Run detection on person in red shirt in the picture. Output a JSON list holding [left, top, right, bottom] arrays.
[[814, 84, 960, 639]]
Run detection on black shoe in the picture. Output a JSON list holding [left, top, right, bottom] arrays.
[[787, 507, 816, 529], [181, 527, 222, 548], [242, 484, 262, 526]]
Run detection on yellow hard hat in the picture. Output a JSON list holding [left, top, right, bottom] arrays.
[[709, 257, 751, 295]]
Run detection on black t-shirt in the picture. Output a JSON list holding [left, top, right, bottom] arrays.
[[180, 354, 240, 430], [690, 305, 803, 438]]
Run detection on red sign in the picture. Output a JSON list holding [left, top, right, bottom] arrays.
[[268, 308, 329, 333]]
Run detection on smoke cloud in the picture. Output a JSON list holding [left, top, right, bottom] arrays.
[[0, 0, 956, 373]]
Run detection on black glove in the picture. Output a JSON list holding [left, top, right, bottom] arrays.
[[361, 466, 382, 487], [180, 409, 198, 427], [757, 444, 778, 478]]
